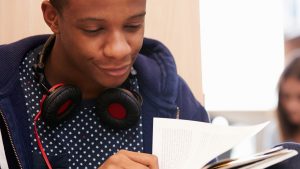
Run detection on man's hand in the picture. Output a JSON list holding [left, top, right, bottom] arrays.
[[98, 150, 159, 169]]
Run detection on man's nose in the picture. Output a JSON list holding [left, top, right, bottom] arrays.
[[103, 31, 131, 60]]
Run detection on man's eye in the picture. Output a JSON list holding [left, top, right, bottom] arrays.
[[125, 24, 142, 31], [83, 28, 104, 33]]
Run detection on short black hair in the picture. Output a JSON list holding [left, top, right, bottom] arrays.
[[49, 0, 68, 13]]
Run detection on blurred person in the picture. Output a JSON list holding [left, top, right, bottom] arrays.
[[277, 56, 300, 142], [270, 56, 300, 168]]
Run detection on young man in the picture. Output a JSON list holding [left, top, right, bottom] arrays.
[[0, 0, 209, 168]]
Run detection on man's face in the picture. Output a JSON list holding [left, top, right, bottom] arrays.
[[56, 0, 146, 88]]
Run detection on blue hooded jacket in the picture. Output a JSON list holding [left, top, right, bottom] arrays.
[[0, 35, 209, 168]]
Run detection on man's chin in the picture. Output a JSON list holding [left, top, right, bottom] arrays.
[[101, 78, 128, 88], [94, 70, 131, 88]]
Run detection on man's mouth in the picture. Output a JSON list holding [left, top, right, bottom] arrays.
[[98, 65, 131, 77]]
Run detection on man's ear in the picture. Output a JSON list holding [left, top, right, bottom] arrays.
[[41, 1, 60, 34]]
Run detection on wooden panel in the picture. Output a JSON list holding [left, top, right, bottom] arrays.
[[0, 0, 50, 44], [145, 0, 204, 104]]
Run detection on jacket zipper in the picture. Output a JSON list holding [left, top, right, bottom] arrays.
[[0, 109, 23, 169]]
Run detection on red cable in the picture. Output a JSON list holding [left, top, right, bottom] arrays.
[[34, 100, 53, 169], [32, 83, 65, 168]]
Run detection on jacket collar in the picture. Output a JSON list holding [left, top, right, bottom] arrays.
[[0, 35, 49, 97]]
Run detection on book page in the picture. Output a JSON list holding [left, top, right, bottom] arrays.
[[152, 118, 269, 169], [207, 148, 297, 169], [239, 149, 298, 169]]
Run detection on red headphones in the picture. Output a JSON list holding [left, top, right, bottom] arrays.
[[32, 35, 142, 168]]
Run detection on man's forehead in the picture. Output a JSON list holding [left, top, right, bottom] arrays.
[[64, 0, 146, 19], [66, 0, 146, 8]]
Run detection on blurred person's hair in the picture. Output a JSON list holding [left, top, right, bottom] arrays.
[[277, 56, 300, 141]]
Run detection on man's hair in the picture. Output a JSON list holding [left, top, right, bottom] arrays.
[[49, 0, 68, 13]]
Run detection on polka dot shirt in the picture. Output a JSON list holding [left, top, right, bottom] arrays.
[[19, 46, 144, 168]]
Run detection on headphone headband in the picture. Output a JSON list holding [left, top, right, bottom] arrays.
[[32, 35, 56, 91]]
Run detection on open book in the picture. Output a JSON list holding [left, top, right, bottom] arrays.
[[152, 118, 298, 169]]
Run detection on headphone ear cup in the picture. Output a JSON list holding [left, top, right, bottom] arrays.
[[96, 88, 141, 129], [41, 85, 82, 126]]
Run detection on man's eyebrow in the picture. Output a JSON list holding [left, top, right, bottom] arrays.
[[77, 17, 105, 23], [128, 12, 146, 20], [77, 12, 146, 23]]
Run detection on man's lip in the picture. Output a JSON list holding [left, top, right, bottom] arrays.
[[98, 65, 131, 77]]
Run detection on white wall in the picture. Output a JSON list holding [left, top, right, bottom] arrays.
[[200, 0, 285, 111]]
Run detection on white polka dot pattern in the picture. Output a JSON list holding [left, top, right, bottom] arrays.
[[19, 47, 144, 168]]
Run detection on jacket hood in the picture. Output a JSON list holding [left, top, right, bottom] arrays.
[[135, 38, 179, 116]]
